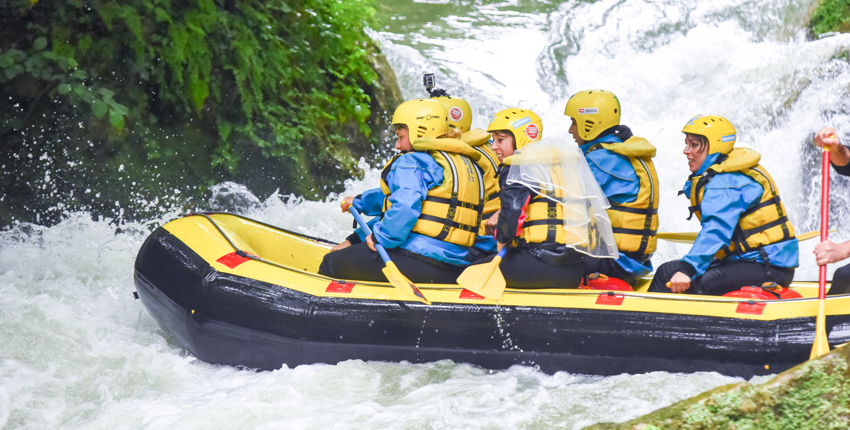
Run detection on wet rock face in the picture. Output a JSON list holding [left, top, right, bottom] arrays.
[[584, 343, 850, 430], [339, 46, 404, 174]]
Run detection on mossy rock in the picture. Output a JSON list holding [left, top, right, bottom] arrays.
[[0, 0, 404, 226], [810, 0, 850, 36], [585, 343, 850, 430]]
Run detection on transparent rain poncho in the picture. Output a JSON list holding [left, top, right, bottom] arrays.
[[505, 137, 619, 258]]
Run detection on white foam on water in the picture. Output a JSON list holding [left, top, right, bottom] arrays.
[[379, 0, 850, 278], [4, 0, 849, 428], [0, 187, 747, 429]]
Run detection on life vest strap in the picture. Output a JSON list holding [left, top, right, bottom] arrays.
[[610, 205, 658, 216], [522, 218, 563, 227], [612, 226, 658, 236], [418, 214, 479, 233], [741, 195, 781, 217], [740, 215, 792, 237], [424, 194, 485, 213]]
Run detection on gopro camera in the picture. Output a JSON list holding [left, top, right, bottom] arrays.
[[422, 73, 449, 98], [423, 73, 436, 93]]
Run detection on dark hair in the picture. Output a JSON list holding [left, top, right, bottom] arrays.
[[492, 130, 517, 150], [686, 133, 709, 153]]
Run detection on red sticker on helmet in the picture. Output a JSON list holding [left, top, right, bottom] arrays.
[[449, 107, 464, 122], [525, 123, 539, 140]]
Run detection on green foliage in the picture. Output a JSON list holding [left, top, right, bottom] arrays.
[[585, 345, 850, 430], [0, 36, 129, 130], [0, 0, 393, 225], [810, 0, 850, 36]]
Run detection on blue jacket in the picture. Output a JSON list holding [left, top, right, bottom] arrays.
[[581, 133, 652, 278], [681, 153, 799, 277], [351, 152, 472, 266]]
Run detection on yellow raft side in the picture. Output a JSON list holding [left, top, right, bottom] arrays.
[[162, 213, 850, 322]]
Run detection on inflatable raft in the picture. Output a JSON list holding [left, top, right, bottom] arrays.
[[134, 213, 850, 377]]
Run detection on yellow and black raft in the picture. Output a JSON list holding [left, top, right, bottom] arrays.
[[134, 213, 850, 377]]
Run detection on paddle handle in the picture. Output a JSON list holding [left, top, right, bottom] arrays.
[[819, 149, 830, 300], [349, 206, 392, 264]]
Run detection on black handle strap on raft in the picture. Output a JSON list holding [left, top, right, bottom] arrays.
[[192, 213, 253, 261]]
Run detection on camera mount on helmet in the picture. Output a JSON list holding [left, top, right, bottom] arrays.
[[423, 73, 449, 98]]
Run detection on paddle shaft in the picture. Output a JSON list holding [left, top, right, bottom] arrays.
[[348, 206, 431, 304], [819, 149, 830, 300], [349, 207, 392, 264]]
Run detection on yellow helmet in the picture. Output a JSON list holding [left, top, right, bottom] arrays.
[[681, 115, 737, 155], [391, 99, 449, 139], [434, 96, 472, 134], [563, 89, 621, 141], [486, 108, 543, 150]]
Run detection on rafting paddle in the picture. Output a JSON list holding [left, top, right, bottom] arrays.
[[658, 229, 829, 244], [349, 207, 431, 305], [811, 147, 831, 359], [456, 247, 507, 300]]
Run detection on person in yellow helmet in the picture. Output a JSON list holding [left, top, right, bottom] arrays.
[[648, 115, 799, 295], [479, 108, 587, 288], [813, 126, 850, 295], [318, 99, 487, 283], [433, 95, 501, 260], [564, 89, 659, 287]]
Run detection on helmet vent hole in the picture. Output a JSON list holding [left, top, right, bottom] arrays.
[[417, 126, 428, 138]]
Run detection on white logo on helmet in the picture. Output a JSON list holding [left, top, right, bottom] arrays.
[[512, 117, 532, 128], [449, 107, 464, 122], [721, 134, 736, 142], [525, 123, 539, 140], [578, 108, 599, 114]]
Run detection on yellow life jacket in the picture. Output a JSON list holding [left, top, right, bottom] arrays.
[[379, 137, 485, 247], [688, 148, 796, 260], [502, 153, 590, 247], [586, 136, 660, 259], [461, 128, 501, 235]]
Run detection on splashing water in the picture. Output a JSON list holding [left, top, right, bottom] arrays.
[[3, 0, 847, 428]]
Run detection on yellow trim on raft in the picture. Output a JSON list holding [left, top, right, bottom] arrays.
[[161, 213, 850, 321]]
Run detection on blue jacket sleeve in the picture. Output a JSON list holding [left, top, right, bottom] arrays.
[[585, 150, 640, 205], [682, 173, 764, 276], [353, 188, 386, 216], [347, 188, 388, 241], [371, 153, 443, 249]]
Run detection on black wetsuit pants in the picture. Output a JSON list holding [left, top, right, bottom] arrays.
[[494, 247, 584, 289], [830, 263, 850, 295], [318, 242, 463, 284], [648, 259, 795, 295]]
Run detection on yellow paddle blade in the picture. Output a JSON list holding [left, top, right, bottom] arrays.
[[456, 256, 506, 300], [382, 261, 431, 305], [810, 300, 830, 359]]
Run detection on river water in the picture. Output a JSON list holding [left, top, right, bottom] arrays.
[[3, 0, 850, 428]]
